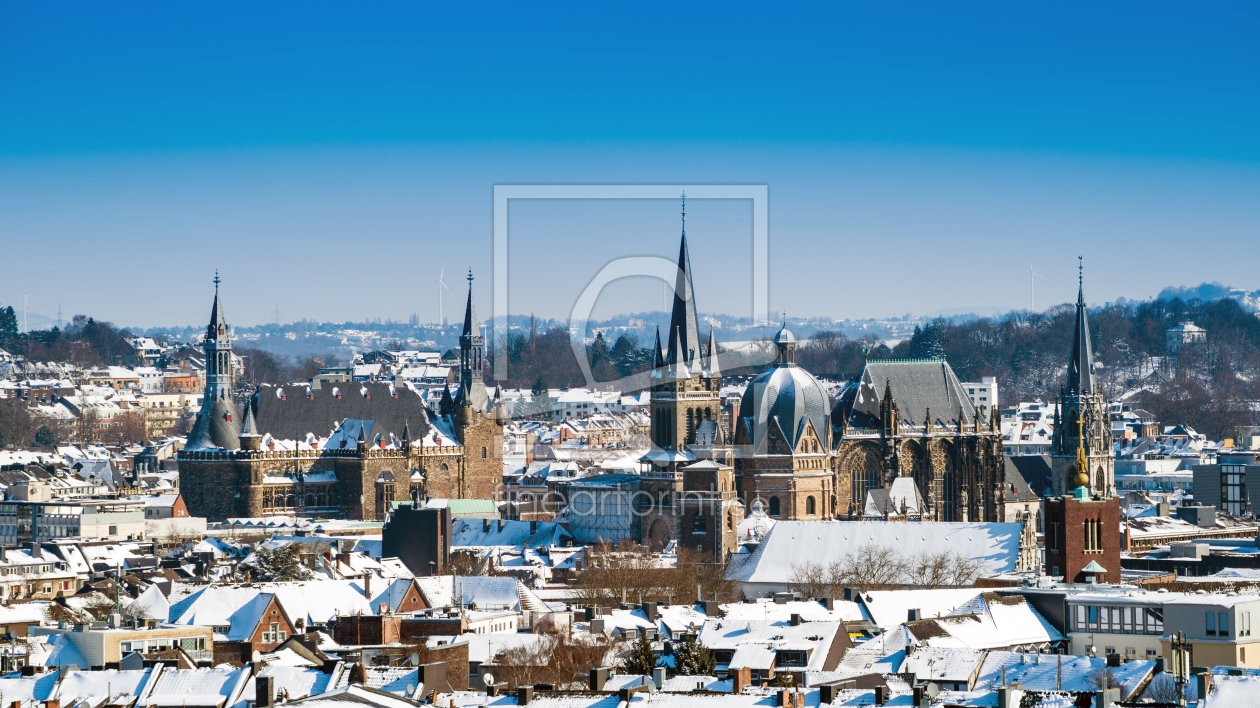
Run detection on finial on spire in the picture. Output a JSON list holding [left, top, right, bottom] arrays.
[[214, 270, 220, 292], [681, 191, 687, 236], [467, 268, 474, 287], [1078, 256, 1083, 286]]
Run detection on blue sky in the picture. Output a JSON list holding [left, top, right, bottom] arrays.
[[2, 2, 1258, 327]]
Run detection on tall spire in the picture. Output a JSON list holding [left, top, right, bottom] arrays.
[[456, 269, 488, 412], [207, 271, 228, 342], [666, 194, 700, 366], [653, 326, 664, 369], [1066, 257, 1095, 396]]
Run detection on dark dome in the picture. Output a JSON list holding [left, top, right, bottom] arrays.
[[738, 362, 830, 454]]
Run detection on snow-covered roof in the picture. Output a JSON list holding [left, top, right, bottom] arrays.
[[859, 589, 984, 631], [168, 587, 280, 641], [698, 619, 844, 673], [451, 518, 572, 549], [130, 584, 171, 620], [717, 598, 864, 624], [143, 667, 252, 708], [727, 521, 1024, 588], [414, 575, 521, 611]]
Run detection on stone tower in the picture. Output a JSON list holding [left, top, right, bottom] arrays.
[[641, 197, 728, 550], [186, 272, 242, 450], [450, 271, 501, 499], [1051, 263, 1114, 497]]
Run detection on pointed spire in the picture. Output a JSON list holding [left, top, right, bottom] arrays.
[[357, 423, 368, 445], [439, 382, 454, 416], [207, 272, 228, 340], [239, 400, 259, 437], [401, 418, 411, 443], [704, 330, 721, 377], [1067, 257, 1096, 397], [462, 269, 477, 337], [665, 198, 700, 366], [667, 327, 691, 379], [653, 326, 664, 369]]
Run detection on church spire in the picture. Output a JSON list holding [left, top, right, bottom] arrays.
[[666, 194, 700, 367], [456, 269, 488, 412], [1066, 257, 1095, 397], [653, 325, 664, 369], [704, 329, 721, 378]]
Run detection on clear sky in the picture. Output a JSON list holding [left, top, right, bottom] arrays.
[[1, 2, 1258, 328]]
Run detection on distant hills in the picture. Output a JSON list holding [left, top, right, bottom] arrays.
[[1154, 282, 1260, 314]]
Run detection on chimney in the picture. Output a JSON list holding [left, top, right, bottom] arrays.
[[790, 614, 801, 626], [482, 519, 491, 533], [642, 602, 658, 622], [818, 597, 834, 611], [256, 675, 275, 708], [29, 542, 40, 559], [874, 685, 888, 705], [652, 667, 666, 690], [1196, 673, 1209, 705], [516, 686, 533, 705], [907, 608, 922, 622], [732, 667, 751, 694], [776, 690, 791, 707], [701, 601, 719, 616], [589, 666, 611, 691]]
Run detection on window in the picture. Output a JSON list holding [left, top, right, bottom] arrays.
[[108, 525, 117, 536], [768, 497, 780, 517], [481, 447, 487, 459], [692, 513, 706, 534], [776, 651, 808, 667], [1219, 613, 1229, 635], [1207, 613, 1217, 636], [806, 496, 816, 516], [1222, 466, 1247, 516], [1084, 519, 1102, 553]]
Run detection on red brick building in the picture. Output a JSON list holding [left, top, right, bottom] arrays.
[[1044, 492, 1121, 584]]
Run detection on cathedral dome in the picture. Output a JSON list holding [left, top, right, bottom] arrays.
[[738, 360, 831, 453]]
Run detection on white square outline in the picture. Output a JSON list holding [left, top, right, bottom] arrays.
[[491, 184, 769, 381]]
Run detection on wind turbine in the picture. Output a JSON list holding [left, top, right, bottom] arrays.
[[438, 266, 453, 327], [1028, 262, 1047, 312]]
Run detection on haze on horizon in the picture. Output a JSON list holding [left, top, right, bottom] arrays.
[[2, 3, 1258, 329]]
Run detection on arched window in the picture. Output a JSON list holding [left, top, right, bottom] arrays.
[[285, 494, 296, 508], [806, 496, 816, 516], [768, 496, 780, 517], [306, 494, 316, 508], [439, 463, 449, 471]]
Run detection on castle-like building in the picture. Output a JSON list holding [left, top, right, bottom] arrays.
[[177, 274, 503, 522]]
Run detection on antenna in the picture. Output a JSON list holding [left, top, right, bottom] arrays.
[[56, 304, 62, 330]]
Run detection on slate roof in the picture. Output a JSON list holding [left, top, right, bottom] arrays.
[[186, 393, 242, 451], [249, 383, 431, 442], [1004, 456, 1049, 500], [836, 359, 977, 430]]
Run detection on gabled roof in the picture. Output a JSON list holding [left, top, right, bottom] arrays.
[[838, 359, 976, 429]]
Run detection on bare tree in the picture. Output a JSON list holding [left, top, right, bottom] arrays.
[[1142, 673, 1177, 703]]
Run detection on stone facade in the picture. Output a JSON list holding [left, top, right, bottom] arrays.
[[178, 276, 503, 522]]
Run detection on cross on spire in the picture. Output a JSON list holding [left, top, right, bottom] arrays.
[[1078, 256, 1083, 286], [214, 270, 220, 292], [467, 268, 474, 287]]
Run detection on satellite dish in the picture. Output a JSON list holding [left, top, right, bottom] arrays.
[[406, 684, 416, 697], [410, 652, 420, 666], [251, 650, 262, 663], [482, 672, 494, 686]]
